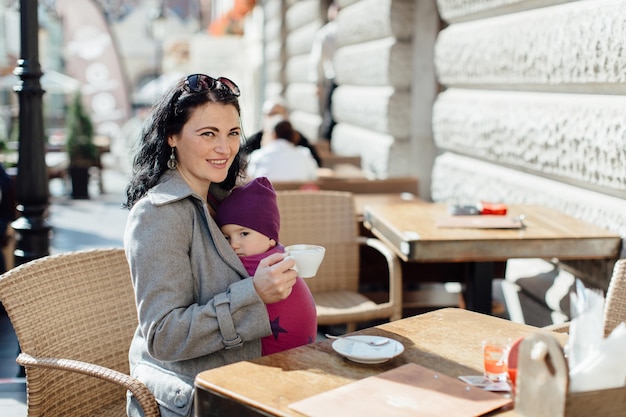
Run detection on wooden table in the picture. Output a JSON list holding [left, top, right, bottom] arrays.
[[353, 192, 417, 223], [362, 201, 621, 313], [195, 308, 563, 417]]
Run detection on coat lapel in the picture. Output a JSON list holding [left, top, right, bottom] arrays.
[[151, 171, 249, 278]]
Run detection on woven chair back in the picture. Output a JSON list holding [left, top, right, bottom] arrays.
[[276, 190, 359, 293], [604, 259, 626, 337], [0, 248, 137, 416]]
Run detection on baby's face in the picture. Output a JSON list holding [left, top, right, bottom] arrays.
[[221, 224, 275, 257]]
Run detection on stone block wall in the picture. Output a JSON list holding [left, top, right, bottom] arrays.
[[267, 0, 322, 143], [332, 0, 416, 178], [262, 0, 287, 102], [268, 0, 428, 180], [433, 0, 626, 287]]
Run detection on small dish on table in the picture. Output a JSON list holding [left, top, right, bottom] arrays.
[[331, 336, 404, 364]]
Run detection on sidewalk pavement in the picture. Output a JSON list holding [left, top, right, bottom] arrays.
[[0, 161, 130, 417]]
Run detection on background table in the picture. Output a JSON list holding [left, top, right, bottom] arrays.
[[195, 308, 565, 417], [362, 201, 621, 313]]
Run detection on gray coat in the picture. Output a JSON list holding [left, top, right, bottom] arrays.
[[124, 170, 271, 417]]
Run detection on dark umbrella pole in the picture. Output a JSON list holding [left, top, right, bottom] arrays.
[[11, 0, 51, 267]]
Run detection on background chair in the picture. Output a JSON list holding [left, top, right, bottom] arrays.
[[276, 190, 402, 332], [602, 259, 626, 336], [0, 248, 159, 417], [544, 259, 626, 337]]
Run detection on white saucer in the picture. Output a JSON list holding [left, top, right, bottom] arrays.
[[331, 336, 404, 364]]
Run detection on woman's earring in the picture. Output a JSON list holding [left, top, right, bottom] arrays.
[[167, 147, 178, 170]]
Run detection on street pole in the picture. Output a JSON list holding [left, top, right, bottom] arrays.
[[11, 0, 51, 266]]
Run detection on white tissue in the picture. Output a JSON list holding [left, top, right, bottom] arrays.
[[567, 280, 604, 371], [569, 323, 626, 392]]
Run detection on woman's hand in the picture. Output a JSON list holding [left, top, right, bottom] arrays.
[[252, 252, 298, 304]]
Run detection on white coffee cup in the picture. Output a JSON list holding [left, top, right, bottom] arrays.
[[284, 244, 325, 278]]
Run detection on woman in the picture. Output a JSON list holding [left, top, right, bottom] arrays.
[[123, 74, 297, 417]]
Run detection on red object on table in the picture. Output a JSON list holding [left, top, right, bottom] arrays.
[[480, 201, 508, 215], [507, 337, 523, 390]]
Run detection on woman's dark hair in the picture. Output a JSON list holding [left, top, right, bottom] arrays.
[[123, 76, 246, 209]]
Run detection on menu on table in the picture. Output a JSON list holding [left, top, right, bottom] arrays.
[[289, 363, 512, 417]]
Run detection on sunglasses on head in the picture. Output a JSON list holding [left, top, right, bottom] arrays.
[[183, 74, 240, 97]]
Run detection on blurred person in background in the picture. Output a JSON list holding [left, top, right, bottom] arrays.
[[247, 117, 318, 182], [309, 1, 338, 142], [244, 97, 322, 167]]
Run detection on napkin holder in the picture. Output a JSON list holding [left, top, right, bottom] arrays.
[[515, 332, 626, 417]]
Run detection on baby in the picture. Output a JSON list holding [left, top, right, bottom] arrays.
[[215, 177, 317, 355]]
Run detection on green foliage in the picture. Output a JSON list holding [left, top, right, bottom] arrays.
[[65, 92, 98, 167]]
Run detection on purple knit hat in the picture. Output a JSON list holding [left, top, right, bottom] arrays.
[[215, 177, 280, 242]]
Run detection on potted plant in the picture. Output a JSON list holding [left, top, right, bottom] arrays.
[[65, 91, 98, 199]]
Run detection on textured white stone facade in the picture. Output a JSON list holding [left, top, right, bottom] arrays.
[[285, 54, 311, 84], [285, 0, 319, 31], [333, 85, 411, 139], [332, 123, 412, 177], [270, 0, 419, 178], [285, 22, 319, 56], [336, 0, 414, 47], [334, 38, 413, 88], [268, 0, 321, 143], [435, 1, 626, 91], [433, 89, 626, 196], [263, 0, 286, 98], [436, 0, 573, 23]]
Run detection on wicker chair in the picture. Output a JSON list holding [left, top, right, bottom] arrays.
[[602, 259, 626, 336], [276, 190, 402, 332], [0, 248, 159, 417], [544, 259, 626, 337]]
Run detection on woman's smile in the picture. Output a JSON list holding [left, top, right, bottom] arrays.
[[208, 158, 229, 168]]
